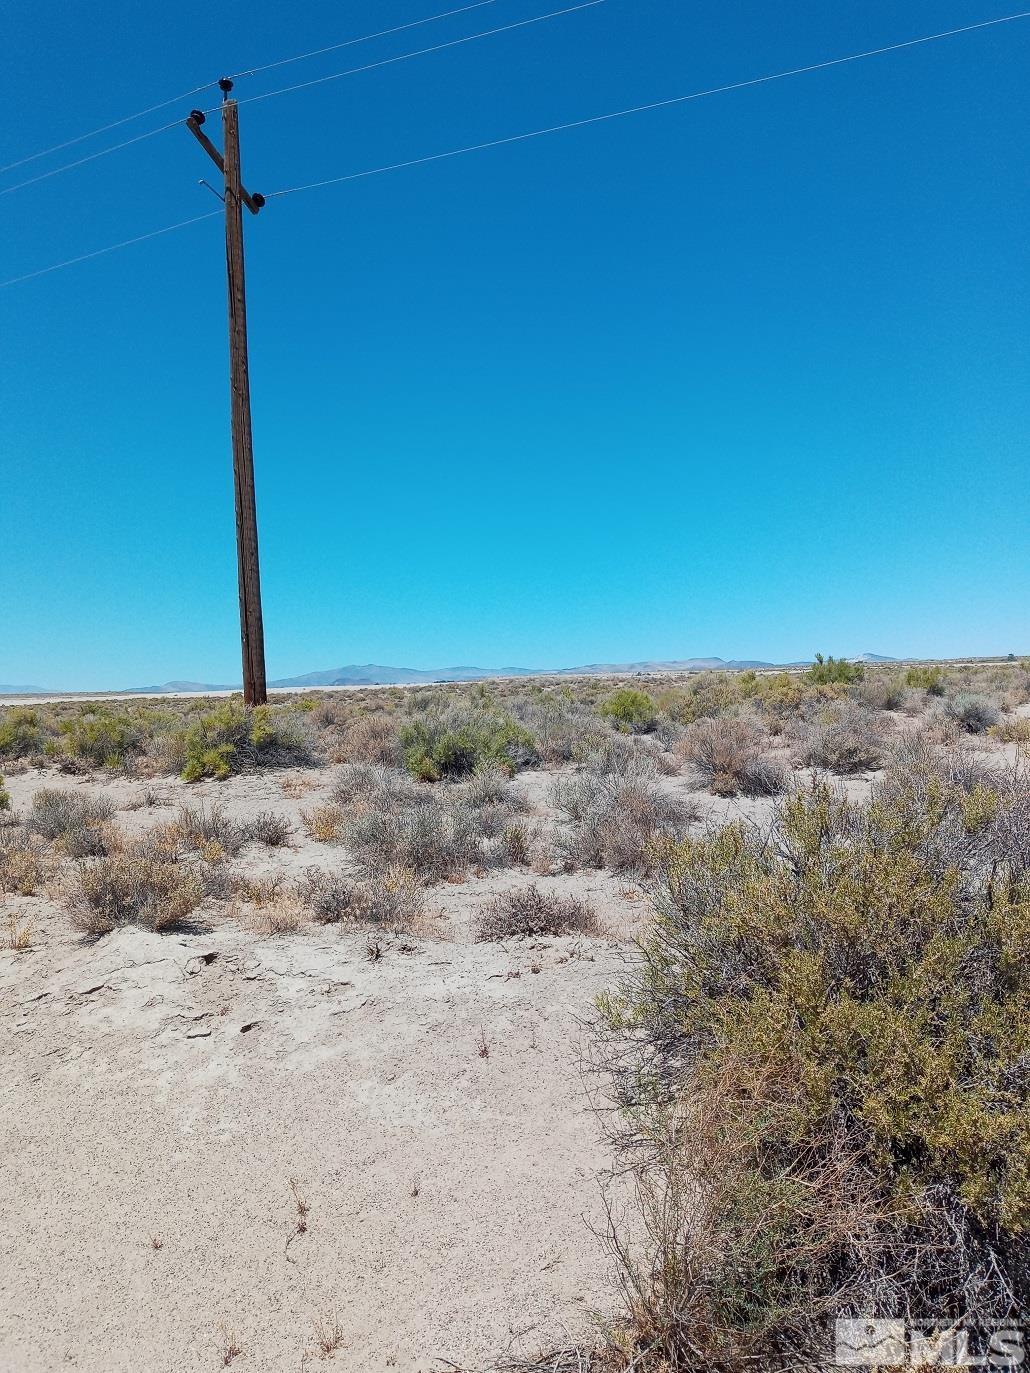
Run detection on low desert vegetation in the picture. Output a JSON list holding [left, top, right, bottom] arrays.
[[69, 844, 204, 935], [796, 699, 887, 774], [553, 752, 698, 872], [25, 788, 114, 856], [599, 688, 659, 734], [595, 744, 1030, 1369], [0, 774, 10, 812], [944, 690, 1001, 735], [475, 884, 599, 941], [678, 717, 786, 796], [806, 651, 864, 686], [398, 695, 538, 781], [176, 700, 314, 781]]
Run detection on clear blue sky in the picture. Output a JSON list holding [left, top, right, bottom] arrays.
[[1, 1, 1027, 688]]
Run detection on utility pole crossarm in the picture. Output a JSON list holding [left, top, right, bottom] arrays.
[[185, 112, 265, 215]]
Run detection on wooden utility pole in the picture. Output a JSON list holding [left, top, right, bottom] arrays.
[[187, 80, 268, 706]]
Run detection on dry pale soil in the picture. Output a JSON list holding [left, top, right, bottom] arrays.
[[1, 765, 640, 1373]]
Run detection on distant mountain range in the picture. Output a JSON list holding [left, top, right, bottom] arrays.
[[120, 654, 895, 693], [1, 654, 901, 697]]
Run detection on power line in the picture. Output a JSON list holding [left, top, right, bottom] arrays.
[[223, 0, 606, 112], [0, 0, 600, 199], [0, 118, 184, 197], [3, 8, 1028, 291], [0, 86, 210, 178], [263, 8, 1030, 197], [229, 0, 502, 80], [0, 0, 505, 177], [0, 211, 221, 289]]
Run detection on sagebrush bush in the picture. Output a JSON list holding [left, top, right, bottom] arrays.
[[553, 757, 698, 872], [0, 707, 49, 759], [906, 664, 946, 695], [69, 847, 203, 934], [398, 700, 537, 781], [799, 699, 887, 774], [945, 691, 1000, 735], [179, 699, 313, 781], [337, 712, 402, 767], [598, 760, 1030, 1368], [25, 788, 114, 856], [475, 884, 599, 941], [678, 717, 786, 797], [599, 688, 658, 734], [0, 827, 50, 894], [170, 803, 245, 856], [512, 693, 607, 763], [58, 707, 148, 769]]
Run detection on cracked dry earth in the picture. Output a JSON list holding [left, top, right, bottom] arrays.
[[1, 863, 631, 1372]]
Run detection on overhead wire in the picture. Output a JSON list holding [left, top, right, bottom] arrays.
[[3, 8, 1029, 290], [262, 8, 1030, 197], [221, 1, 606, 112], [0, 0, 600, 197], [229, 0, 502, 79]]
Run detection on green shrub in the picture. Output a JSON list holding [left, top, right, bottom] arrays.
[[59, 707, 147, 769], [0, 707, 49, 759], [906, 664, 946, 695], [599, 757, 1030, 1366], [179, 699, 312, 782], [0, 775, 9, 812], [599, 688, 658, 734], [398, 704, 537, 781], [806, 652, 864, 685]]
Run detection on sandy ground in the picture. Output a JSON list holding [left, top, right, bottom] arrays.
[[0, 765, 644, 1373], [1, 720, 1020, 1373]]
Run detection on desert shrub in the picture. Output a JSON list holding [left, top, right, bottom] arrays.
[[511, 693, 607, 763], [332, 763, 419, 807], [475, 884, 599, 941], [798, 699, 887, 774], [398, 700, 537, 781], [599, 688, 658, 734], [906, 664, 946, 695], [242, 810, 292, 847], [178, 699, 314, 781], [25, 788, 114, 856], [855, 675, 906, 711], [655, 676, 739, 725], [678, 717, 786, 797], [344, 792, 483, 882], [0, 775, 9, 812], [945, 692, 1000, 735], [553, 761, 698, 873], [806, 652, 864, 686], [296, 868, 364, 924], [598, 771, 1030, 1367], [0, 707, 50, 759], [337, 712, 402, 766], [170, 803, 245, 856], [69, 848, 203, 935], [299, 861, 427, 928], [360, 864, 425, 927], [302, 802, 347, 843], [992, 716, 1030, 744], [0, 828, 51, 894], [58, 706, 148, 769]]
